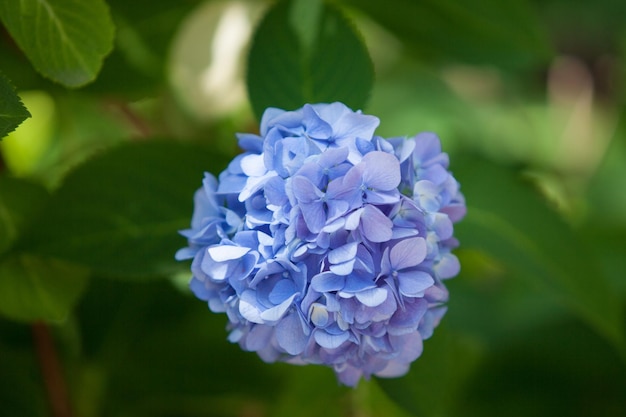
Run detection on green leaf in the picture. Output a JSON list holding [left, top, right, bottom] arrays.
[[24, 141, 227, 278], [0, 73, 31, 139], [0, 340, 47, 417], [377, 326, 483, 417], [460, 318, 626, 417], [453, 157, 625, 351], [74, 279, 284, 416], [0, 176, 49, 255], [247, 0, 374, 118], [0, 253, 89, 323], [86, 0, 201, 96], [0, 0, 115, 87], [340, 0, 552, 70]]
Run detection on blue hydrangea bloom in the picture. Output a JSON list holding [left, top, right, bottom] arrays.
[[176, 102, 466, 386]]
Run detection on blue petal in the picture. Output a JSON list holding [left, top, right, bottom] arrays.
[[292, 175, 324, 203], [355, 287, 388, 307], [268, 279, 297, 304], [189, 277, 209, 301], [329, 259, 356, 276], [328, 242, 358, 264], [175, 247, 196, 261], [276, 312, 309, 355], [259, 107, 287, 135], [311, 272, 345, 292], [260, 294, 297, 322], [342, 273, 376, 293]]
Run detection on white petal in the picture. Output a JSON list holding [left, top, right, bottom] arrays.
[[240, 153, 267, 177], [208, 245, 250, 262], [239, 291, 263, 324], [355, 287, 388, 307], [314, 330, 350, 349]]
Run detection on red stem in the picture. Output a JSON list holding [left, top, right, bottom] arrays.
[[32, 322, 74, 417]]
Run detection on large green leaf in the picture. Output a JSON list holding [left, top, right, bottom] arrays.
[[0, 253, 89, 323], [24, 141, 227, 278], [247, 0, 374, 118], [0, 340, 47, 417], [340, 0, 552, 70], [377, 326, 483, 417], [453, 157, 624, 350], [86, 0, 201, 95], [0, 176, 49, 255], [0, 73, 31, 139], [0, 0, 114, 87], [74, 279, 284, 417]]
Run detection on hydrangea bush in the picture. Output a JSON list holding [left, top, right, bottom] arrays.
[[177, 102, 465, 386]]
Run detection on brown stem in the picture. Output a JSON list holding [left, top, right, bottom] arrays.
[[106, 99, 152, 139], [32, 322, 74, 417]]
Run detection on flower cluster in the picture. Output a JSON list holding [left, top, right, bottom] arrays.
[[176, 102, 465, 386]]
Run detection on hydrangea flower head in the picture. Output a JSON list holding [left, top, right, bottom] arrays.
[[177, 102, 465, 386]]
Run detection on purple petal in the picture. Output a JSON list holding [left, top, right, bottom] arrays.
[[390, 237, 427, 270], [299, 201, 326, 234], [362, 151, 401, 190], [292, 176, 324, 203], [314, 329, 350, 349], [389, 298, 428, 331], [413, 180, 440, 212], [318, 146, 349, 168], [391, 331, 424, 362], [361, 205, 393, 243], [434, 253, 461, 279], [375, 361, 410, 378], [244, 324, 273, 351], [398, 271, 434, 297]]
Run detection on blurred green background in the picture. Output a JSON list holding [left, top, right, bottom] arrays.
[[1, 0, 625, 416]]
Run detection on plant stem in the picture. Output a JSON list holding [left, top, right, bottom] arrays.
[[32, 322, 74, 417]]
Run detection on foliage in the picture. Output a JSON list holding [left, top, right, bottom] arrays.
[[1, 0, 625, 416]]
